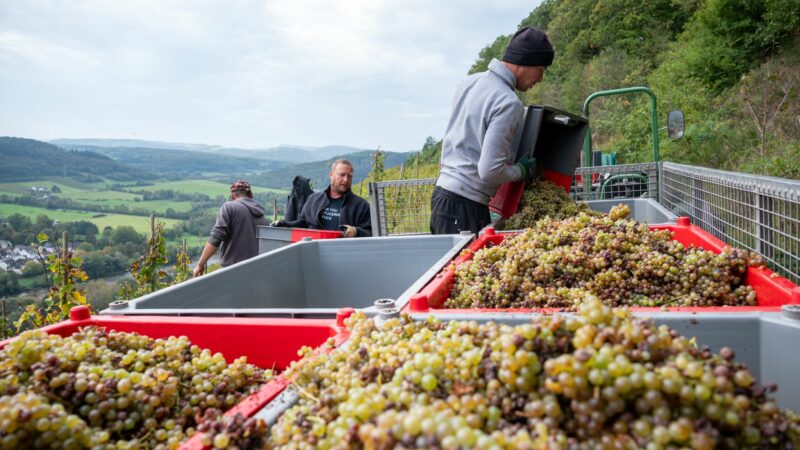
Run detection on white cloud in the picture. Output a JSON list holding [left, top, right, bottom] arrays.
[[0, 31, 104, 68], [0, 0, 541, 150]]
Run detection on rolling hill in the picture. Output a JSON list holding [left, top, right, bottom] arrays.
[[248, 150, 416, 190], [0, 137, 154, 182], [61, 145, 286, 178]]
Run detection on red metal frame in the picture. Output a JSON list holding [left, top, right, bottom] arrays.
[[0, 306, 353, 450], [289, 227, 342, 242], [406, 218, 800, 314]]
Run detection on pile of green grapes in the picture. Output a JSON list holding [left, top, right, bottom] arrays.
[[503, 180, 595, 230], [448, 205, 764, 309], [0, 327, 272, 449], [260, 299, 799, 449]]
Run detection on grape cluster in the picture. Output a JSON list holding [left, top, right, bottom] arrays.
[[264, 300, 799, 449], [503, 180, 596, 230], [0, 327, 272, 449], [448, 205, 764, 309], [197, 410, 266, 449]]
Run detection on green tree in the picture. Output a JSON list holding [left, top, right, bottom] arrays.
[[371, 147, 386, 183], [0, 270, 19, 295], [111, 225, 143, 246]]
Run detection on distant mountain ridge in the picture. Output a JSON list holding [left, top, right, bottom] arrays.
[[51, 138, 385, 164], [248, 150, 415, 190], [1, 136, 416, 188], [63, 145, 285, 178]]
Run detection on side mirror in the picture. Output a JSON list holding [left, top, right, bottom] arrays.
[[667, 110, 685, 139]]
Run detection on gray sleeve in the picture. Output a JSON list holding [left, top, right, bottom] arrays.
[[477, 99, 524, 184], [208, 204, 230, 247]]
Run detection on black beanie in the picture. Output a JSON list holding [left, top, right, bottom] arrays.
[[502, 27, 554, 67]]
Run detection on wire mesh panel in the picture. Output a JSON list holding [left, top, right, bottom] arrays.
[[368, 178, 437, 236], [570, 163, 659, 201], [661, 162, 800, 285]]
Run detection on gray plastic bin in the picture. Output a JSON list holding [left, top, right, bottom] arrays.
[[405, 310, 800, 411], [582, 198, 677, 225], [101, 235, 472, 318]]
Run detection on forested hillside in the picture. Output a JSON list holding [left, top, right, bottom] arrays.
[[471, 0, 799, 178], [64, 145, 284, 178], [388, 0, 799, 181], [0, 137, 154, 182]]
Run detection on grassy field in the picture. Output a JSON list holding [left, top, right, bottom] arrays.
[[0, 178, 109, 196], [0, 179, 237, 215], [68, 191, 194, 213], [0, 203, 182, 233], [125, 180, 286, 196]]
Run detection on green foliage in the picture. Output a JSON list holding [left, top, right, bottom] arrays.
[[371, 148, 386, 183], [469, 34, 513, 75], [173, 240, 192, 285], [15, 233, 90, 333], [118, 217, 169, 300], [502, 0, 800, 179], [0, 270, 19, 296]]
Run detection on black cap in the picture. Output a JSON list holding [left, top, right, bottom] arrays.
[[502, 27, 554, 67]]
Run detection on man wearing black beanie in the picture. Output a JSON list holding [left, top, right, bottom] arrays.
[[431, 27, 554, 235]]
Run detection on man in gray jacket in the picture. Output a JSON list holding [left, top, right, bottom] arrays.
[[193, 180, 268, 277], [431, 27, 554, 234]]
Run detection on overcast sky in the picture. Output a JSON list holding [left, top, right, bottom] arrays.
[[0, 1, 540, 152]]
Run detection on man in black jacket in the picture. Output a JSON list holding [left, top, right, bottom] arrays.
[[272, 159, 371, 237]]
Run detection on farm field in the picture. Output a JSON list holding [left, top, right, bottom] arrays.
[[0, 178, 106, 196], [124, 179, 285, 196], [68, 191, 195, 213], [0, 203, 182, 233]]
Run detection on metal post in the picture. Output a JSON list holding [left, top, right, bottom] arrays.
[[582, 87, 660, 165], [754, 193, 763, 255], [368, 182, 382, 237]]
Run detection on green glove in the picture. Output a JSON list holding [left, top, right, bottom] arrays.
[[515, 155, 537, 180]]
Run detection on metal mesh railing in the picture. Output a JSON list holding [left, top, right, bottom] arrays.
[[661, 162, 800, 285], [369, 178, 436, 236], [368, 165, 800, 284], [571, 163, 659, 201]]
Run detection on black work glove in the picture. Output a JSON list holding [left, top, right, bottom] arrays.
[[270, 220, 289, 227], [515, 155, 537, 181]]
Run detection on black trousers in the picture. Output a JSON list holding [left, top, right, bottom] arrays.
[[429, 186, 490, 235]]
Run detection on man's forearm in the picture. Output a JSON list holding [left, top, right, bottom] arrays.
[[197, 242, 219, 266]]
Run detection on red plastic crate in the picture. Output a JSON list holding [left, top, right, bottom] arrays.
[[406, 217, 800, 314], [0, 306, 354, 450], [489, 169, 572, 218]]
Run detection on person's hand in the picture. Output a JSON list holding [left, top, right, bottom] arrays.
[[270, 220, 288, 227], [515, 155, 537, 181], [192, 263, 206, 278], [340, 225, 357, 238]]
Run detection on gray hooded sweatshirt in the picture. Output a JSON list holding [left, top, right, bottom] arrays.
[[208, 197, 267, 267], [436, 58, 525, 204]]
